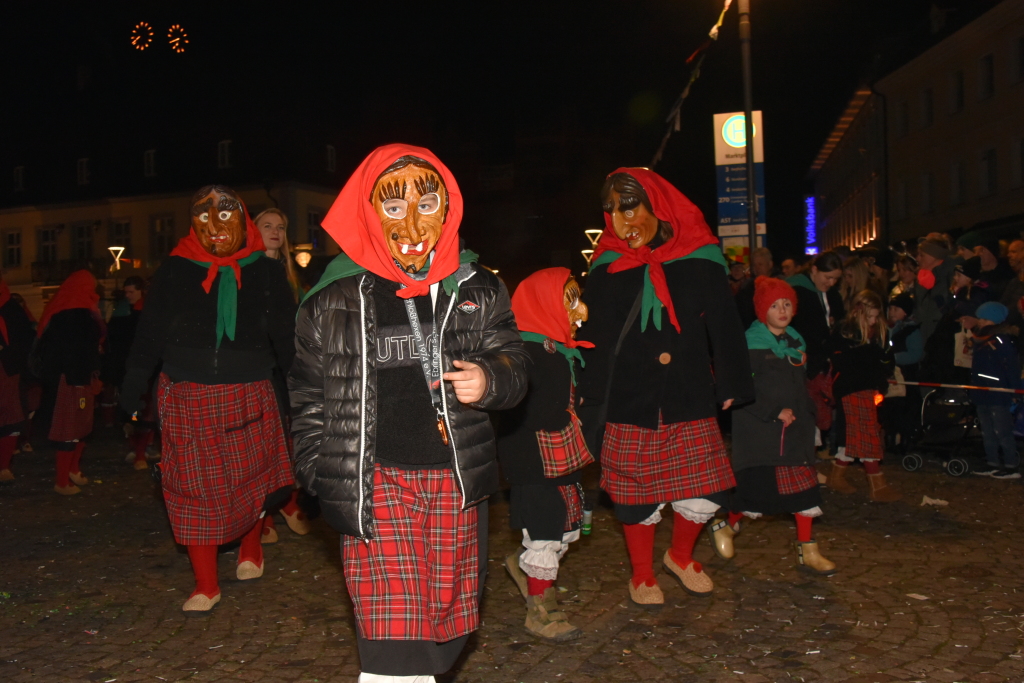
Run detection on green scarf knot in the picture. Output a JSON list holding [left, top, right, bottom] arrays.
[[745, 320, 806, 362], [520, 331, 585, 385], [187, 251, 263, 348]]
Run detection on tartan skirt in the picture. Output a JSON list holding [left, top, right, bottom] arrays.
[[600, 416, 735, 505], [732, 465, 822, 515], [342, 466, 480, 642], [842, 391, 883, 461], [48, 375, 94, 442], [157, 375, 294, 546], [0, 366, 25, 428]]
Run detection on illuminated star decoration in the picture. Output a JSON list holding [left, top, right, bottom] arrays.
[[130, 21, 154, 51], [167, 24, 189, 53]]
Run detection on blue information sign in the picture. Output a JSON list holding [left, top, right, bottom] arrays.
[[716, 162, 766, 236]]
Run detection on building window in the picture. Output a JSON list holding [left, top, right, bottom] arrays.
[[897, 102, 910, 138], [13, 166, 24, 192], [77, 158, 90, 186], [921, 173, 935, 213], [73, 222, 94, 260], [38, 227, 59, 264], [3, 230, 22, 268], [144, 149, 156, 177], [949, 70, 964, 113], [980, 148, 997, 196], [217, 140, 232, 169], [110, 219, 132, 257], [150, 215, 175, 260], [307, 209, 323, 250], [920, 88, 933, 128], [978, 54, 995, 100], [326, 144, 336, 173], [950, 161, 967, 206]]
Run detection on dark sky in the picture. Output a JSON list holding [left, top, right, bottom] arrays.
[[2, 0, 971, 267]]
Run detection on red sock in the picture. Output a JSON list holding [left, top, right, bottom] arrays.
[[527, 576, 554, 596], [863, 460, 880, 475], [186, 545, 220, 598], [55, 448, 74, 487], [622, 522, 657, 588], [795, 513, 814, 543], [669, 512, 704, 569], [70, 441, 85, 474], [282, 489, 301, 516], [238, 519, 264, 566], [0, 434, 17, 470], [262, 514, 277, 535], [132, 431, 152, 463], [727, 511, 744, 528]]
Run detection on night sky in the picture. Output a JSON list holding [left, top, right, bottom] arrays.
[[2, 0, 980, 273]]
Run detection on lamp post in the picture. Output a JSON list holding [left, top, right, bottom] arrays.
[[108, 246, 125, 289], [738, 0, 758, 254]]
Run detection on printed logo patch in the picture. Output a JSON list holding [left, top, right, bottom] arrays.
[[457, 300, 480, 314]]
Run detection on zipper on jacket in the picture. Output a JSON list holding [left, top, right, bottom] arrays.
[[357, 275, 368, 538], [437, 293, 466, 508]]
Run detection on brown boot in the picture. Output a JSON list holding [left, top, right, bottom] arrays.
[[827, 462, 857, 494], [797, 541, 837, 575], [867, 471, 902, 502], [525, 590, 582, 641]]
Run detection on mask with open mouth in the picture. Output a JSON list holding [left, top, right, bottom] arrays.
[[371, 157, 449, 274], [564, 275, 588, 339], [191, 186, 245, 257]]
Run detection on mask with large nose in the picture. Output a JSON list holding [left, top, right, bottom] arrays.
[[371, 159, 448, 274], [191, 187, 245, 257]]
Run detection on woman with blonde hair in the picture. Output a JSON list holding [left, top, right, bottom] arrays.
[[839, 257, 871, 311], [255, 208, 303, 302]]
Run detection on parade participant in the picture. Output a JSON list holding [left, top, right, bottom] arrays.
[[11, 293, 40, 455], [576, 168, 753, 607], [120, 185, 297, 613], [289, 144, 528, 683], [35, 270, 103, 495], [826, 289, 900, 501], [0, 274, 35, 483], [498, 267, 593, 641], [712, 277, 835, 575]]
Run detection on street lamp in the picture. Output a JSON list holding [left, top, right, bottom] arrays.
[[108, 245, 125, 289]]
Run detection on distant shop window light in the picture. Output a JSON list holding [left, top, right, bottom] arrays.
[[144, 149, 156, 177], [978, 54, 995, 100], [13, 166, 24, 192], [217, 140, 232, 169], [77, 158, 90, 186], [326, 144, 336, 173]]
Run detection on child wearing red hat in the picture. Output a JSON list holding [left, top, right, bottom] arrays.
[[708, 276, 836, 575]]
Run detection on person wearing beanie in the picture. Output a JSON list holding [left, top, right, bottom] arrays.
[[914, 238, 957, 347], [969, 302, 1022, 480], [709, 277, 835, 575]]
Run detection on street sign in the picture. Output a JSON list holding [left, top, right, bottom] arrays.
[[713, 111, 766, 262]]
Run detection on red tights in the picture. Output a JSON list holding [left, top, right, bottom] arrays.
[[0, 434, 17, 470], [186, 546, 219, 599], [238, 518, 264, 567]]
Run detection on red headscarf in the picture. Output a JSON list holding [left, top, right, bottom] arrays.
[[169, 204, 266, 294], [591, 167, 719, 333], [320, 143, 464, 299], [0, 275, 10, 344], [511, 267, 595, 349], [37, 270, 101, 337]]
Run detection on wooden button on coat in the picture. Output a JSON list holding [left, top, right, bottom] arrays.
[[658, 352, 672, 365]]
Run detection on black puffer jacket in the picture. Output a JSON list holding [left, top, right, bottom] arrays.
[[289, 262, 529, 539]]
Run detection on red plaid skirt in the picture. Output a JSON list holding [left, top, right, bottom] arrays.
[[559, 483, 584, 532], [775, 465, 819, 495], [48, 375, 94, 442], [536, 404, 594, 478], [23, 383, 42, 414], [842, 391, 883, 461], [600, 416, 735, 505], [807, 372, 834, 431], [157, 375, 294, 546], [0, 366, 25, 428], [342, 466, 479, 642]]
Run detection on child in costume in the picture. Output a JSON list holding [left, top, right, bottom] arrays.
[[576, 168, 753, 607], [826, 289, 900, 501], [498, 267, 593, 641], [711, 277, 836, 575], [289, 144, 528, 683], [0, 273, 36, 483], [968, 302, 1022, 480], [120, 185, 297, 612]]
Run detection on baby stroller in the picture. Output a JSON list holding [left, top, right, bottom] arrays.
[[900, 387, 982, 476]]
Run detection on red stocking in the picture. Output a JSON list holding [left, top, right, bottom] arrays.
[[70, 441, 85, 474], [863, 459, 881, 475], [186, 545, 220, 598], [622, 522, 657, 588], [55, 448, 74, 487], [262, 514, 277, 536], [727, 511, 745, 528], [669, 512, 704, 569], [527, 576, 554, 596], [0, 434, 17, 471], [281, 489, 301, 516], [795, 513, 814, 543], [132, 430, 153, 464], [238, 519, 264, 567]]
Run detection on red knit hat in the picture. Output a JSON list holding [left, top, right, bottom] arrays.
[[753, 276, 798, 324]]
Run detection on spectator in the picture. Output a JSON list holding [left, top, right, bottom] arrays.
[[889, 254, 918, 299], [735, 247, 775, 328], [883, 293, 923, 450], [968, 302, 1021, 480], [999, 239, 1024, 336], [913, 238, 957, 346], [781, 257, 798, 279], [839, 257, 871, 311], [974, 240, 1014, 301], [728, 260, 748, 295]]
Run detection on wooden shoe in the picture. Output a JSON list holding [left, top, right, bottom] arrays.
[[0, 469, 14, 484], [236, 560, 264, 580], [133, 459, 149, 470], [826, 462, 856, 494], [182, 592, 221, 613], [663, 550, 713, 597], [261, 525, 279, 545], [504, 551, 529, 600], [797, 541, 837, 575], [706, 519, 735, 560], [68, 471, 89, 486], [525, 593, 582, 641], [627, 579, 664, 607], [54, 484, 81, 495], [867, 472, 902, 502], [281, 508, 311, 535]]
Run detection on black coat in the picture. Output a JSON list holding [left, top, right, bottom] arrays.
[[496, 341, 579, 486], [101, 307, 140, 388], [0, 297, 35, 377], [829, 325, 895, 399], [37, 309, 102, 387], [576, 258, 754, 428], [731, 345, 817, 471], [789, 283, 844, 378], [288, 262, 529, 539], [121, 255, 296, 414]]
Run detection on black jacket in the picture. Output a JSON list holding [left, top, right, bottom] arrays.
[[121, 255, 296, 414], [576, 258, 753, 428], [789, 283, 844, 378], [829, 325, 895, 399], [288, 262, 529, 539], [0, 298, 35, 377], [101, 307, 141, 388], [37, 309, 102, 387], [731, 344, 817, 471]]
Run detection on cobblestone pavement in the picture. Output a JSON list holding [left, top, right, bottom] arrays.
[[2, 427, 1024, 683]]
